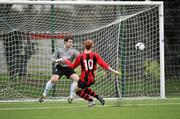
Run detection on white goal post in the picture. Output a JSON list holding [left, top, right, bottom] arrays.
[[0, 1, 164, 101]]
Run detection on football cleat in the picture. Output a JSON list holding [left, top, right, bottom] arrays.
[[38, 95, 45, 103], [88, 100, 96, 107], [98, 96, 105, 105]]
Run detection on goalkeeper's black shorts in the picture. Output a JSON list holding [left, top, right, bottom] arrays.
[[53, 64, 76, 79]]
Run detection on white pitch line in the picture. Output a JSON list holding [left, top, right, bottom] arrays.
[[0, 105, 87, 111], [118, 102, 180, 107], [0, 102, 180, 111]]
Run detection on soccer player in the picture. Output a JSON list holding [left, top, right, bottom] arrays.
[[63, 39, 119, 107], [39, 36, 79, 103]]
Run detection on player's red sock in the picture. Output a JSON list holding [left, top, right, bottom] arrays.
[[76, 90, 93, 101], [83, 88, 98, 99]]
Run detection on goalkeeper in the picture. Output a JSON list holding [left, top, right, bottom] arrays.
[[62, 39, 119, 107], [39, 36, 79, 103]]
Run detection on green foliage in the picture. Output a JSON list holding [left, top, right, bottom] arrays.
[[144, 60, 160, 80], [0, 75, 9, 81]]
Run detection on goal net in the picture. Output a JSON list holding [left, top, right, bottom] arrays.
[[0, 1, 164, 101]]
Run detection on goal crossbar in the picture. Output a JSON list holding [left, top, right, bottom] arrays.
[[0, 1, 163, 6]]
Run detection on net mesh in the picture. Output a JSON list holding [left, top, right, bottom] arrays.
[[0, 2, 162, 101]]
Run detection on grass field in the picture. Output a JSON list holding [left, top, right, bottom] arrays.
[[0, 98, 180, 119]]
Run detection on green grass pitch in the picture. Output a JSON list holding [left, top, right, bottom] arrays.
[[0, 98, 180, 119]]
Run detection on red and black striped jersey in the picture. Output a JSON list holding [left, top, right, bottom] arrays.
[[65, 52, 109, 85]]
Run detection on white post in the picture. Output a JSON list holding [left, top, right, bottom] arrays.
[[159, 2, 165, 99]]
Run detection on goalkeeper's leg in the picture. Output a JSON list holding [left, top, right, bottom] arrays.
[[68, 81, 77, 103], [39, 75, 59, 103], [68, 73, 79, 103]]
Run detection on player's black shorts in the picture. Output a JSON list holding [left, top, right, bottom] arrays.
[[78, 80, 94, 89], [53, 64, 76, 78]]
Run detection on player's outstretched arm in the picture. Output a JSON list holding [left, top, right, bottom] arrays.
[[63, 56, 80, 69], [108, 67, 119, 75], [96, 53, 119, 75], [64, 59, 74, 68]]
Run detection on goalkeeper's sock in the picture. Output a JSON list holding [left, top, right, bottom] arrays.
[[43, 80, 54, 97], [83, 87, 98, 99], [76, 90, 93, 102], [69, 82, 77, 99]]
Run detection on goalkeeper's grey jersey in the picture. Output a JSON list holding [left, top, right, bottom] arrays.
[[52, 47, 79, 67]]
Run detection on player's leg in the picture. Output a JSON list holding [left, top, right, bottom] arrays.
[[39, 74, 59, 102], [83, 87, 105, 105], [78, 81, 105, 105], [83, 87, 98, 98], [75, 80, 95, 107], [76, 89, 95, 107]]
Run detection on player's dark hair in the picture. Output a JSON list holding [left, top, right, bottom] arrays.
[[64, 36, 73, 43]]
